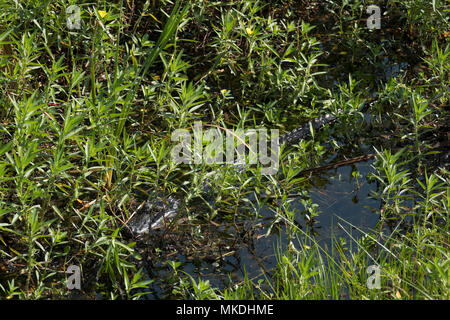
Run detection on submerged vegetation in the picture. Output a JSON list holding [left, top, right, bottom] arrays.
[[0, 0, 448, 299]]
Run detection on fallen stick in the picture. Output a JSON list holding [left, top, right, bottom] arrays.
[[295, 153, 376, 176]]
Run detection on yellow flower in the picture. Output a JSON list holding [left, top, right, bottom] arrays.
[[246, 27, 253, 36], [221, 89, 228, 94], [98, 10, 107, 18]]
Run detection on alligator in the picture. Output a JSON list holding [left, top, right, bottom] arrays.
[[124, 110, 342, 238]]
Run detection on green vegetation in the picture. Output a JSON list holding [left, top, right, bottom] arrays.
[[0, 0, 448, 299]]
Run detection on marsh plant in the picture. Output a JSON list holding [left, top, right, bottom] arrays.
[[0, 0, 448, 299]]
